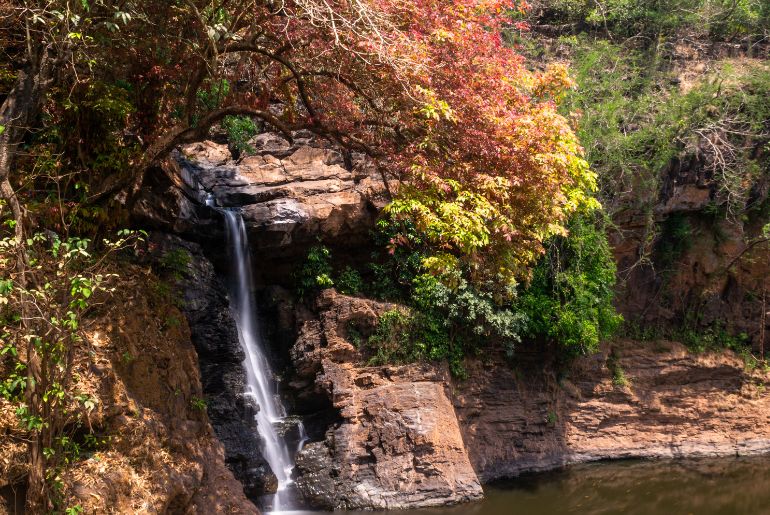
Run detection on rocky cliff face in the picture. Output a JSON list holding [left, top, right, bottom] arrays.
[[282, 289, 770, 503], [611, 139, 770, 342], [129, 132, 392, 508], [147, 234, 277, 499]]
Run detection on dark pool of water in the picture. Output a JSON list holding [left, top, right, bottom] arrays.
[[280, 457, 770, 515]]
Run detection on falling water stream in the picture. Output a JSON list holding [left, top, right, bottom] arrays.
[[222, 208, 303, 513]]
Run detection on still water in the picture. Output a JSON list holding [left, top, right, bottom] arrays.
[[280, 457, 770, 515]]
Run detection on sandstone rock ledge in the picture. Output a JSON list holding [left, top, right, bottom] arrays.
[[180, 133, 390, 254], [454, 339, 770, 482]]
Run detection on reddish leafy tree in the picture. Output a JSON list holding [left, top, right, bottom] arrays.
[[117, 0, 597, 289]]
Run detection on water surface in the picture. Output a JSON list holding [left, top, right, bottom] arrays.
[[279, 457, 770, 515]]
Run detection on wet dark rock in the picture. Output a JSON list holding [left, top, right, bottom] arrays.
[[132, 161, 222, 243], [146, 233, 278, 499], [294, 442, 338, 508]]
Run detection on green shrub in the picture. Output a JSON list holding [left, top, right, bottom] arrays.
[[519, 213, 622, 357], [196, 78, 230, 110], [366, 218, 427, 301], [296, 245, 334, 298], [362, 306, 467, 376], [190, 396, 207, 411], [337, 266, 364, 296], [412, 273, 526, 360], [356, 209, 620, 372], [607, 351, 630, 387], [365, 308, 417, 365], [158, 248, 191, 279], [676, 323, 751, 355], [222, 115, 259, 155]]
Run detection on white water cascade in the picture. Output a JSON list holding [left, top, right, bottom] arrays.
[[222, 209, 301, 513]]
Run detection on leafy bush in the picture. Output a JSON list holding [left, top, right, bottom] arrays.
[[158, 248, 191, 280], [343, 209, 620, 373], [190, 396, 207, 412], [412, 273, 527, 360], [0, 229, 145, 509], [222, 115, 259, 156], [362, 306, 467, 377], [365, 309, 419, 364], [296, 245, 335, 298], [196, 78, 230, 110], [367, 218, 428, 301], [606, 350, 630, 387], [337, 266, 364, 296], [519, 213, 622, 357]]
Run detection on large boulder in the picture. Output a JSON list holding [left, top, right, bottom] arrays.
[[290, 290, 483, 510]]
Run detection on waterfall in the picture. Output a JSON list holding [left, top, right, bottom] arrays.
[[221, 209, 299, 513]]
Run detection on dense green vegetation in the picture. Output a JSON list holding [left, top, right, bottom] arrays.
[[529, 0, 769, 41], [0, 230, 144, 513], [297, 210, 619, 375], [519, 0, 770, 348], [519, 214, 621, 357]]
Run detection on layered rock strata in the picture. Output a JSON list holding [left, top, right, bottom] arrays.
[[290, 291, 770, 502], [178, 133, 389, 262], [454, 339, 770, 481]]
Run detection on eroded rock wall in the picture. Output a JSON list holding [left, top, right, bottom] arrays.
[[611, 135, 770, 341], [287, 290, 770, 495], [453, 339, 770, 482]]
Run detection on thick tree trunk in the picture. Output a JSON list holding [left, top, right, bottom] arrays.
[[0, 43, 55, 513], [0, 46, 52, 243]]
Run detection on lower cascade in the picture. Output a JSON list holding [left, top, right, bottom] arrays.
[[222, 208, 302, 512]]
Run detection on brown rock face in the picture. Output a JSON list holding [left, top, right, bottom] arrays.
[[287, 291, 770, 506], [453, 339, 770, 482], [610, 138, 770, 345], [0, 265, 259, 515], [291, 291, 483, 509]]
